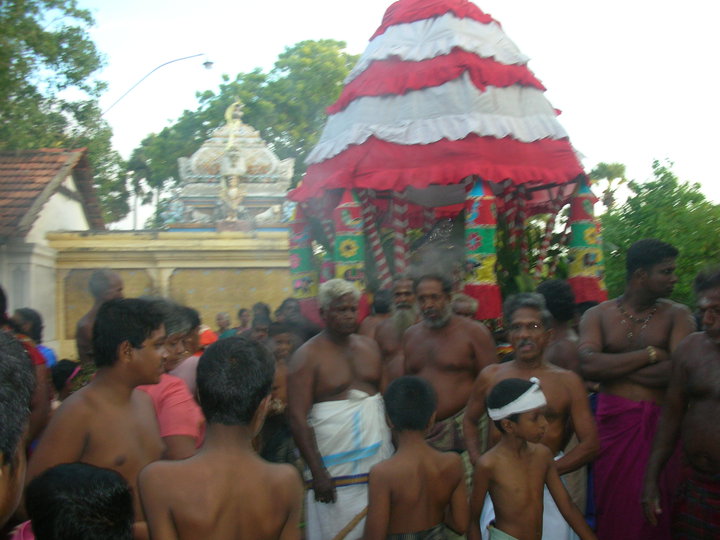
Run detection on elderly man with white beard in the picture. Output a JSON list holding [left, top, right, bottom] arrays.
[[404, 274, 496, 456], [373, 275, 419, 390]]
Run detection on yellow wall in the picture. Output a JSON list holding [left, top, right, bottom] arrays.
[[48, 230, 290, 359]]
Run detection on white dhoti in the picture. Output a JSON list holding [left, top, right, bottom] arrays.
[[479, 453, 579, 540], [305, 390, 393, 540]]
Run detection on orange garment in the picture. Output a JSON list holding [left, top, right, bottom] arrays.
[[138, 373, 205, 446]]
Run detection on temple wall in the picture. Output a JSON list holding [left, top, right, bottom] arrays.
[[47, 230, 290, 359]]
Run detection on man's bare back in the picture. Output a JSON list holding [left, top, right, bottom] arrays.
[[465, 361, 597, 473], [28, 383, 163, 519], [580, 297, 695, 404], [139, 446, 302, 540], [404, 315, 495, 420]]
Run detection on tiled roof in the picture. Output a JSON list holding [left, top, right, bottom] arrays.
[[0, 148, 105, 238]]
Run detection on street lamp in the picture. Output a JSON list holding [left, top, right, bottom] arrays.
[[102, 53, 213, 115]]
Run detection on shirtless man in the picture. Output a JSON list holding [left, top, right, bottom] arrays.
[[465, 293, 598, 539], [358, 289, 392, 338], [536, 279, 580, 373], [287, 279, 392, 540], [374, 276, 418, 389], [579, 238, 696, 540], [28, 298, 166, 538], [536, 279, 588, 511], [404, 274, 496, 454], [75, 269, 124, 366], [139, 337, 303, 540], [643, 266, 720, 537]]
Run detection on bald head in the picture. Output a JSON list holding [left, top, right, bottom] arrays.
[[88, 270, 124, 303]]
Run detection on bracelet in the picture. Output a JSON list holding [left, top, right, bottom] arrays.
[[647, 346, 658, 364]]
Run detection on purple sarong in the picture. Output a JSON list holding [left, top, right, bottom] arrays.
[[594, 393, 681, 540]]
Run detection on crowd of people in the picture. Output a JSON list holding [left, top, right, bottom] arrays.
[[0, 237, 718, 540]]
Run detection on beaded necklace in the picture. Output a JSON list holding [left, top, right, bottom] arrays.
[[616, 297, 658, 344]]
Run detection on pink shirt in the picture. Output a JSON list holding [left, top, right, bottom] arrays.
[[138, 373, 205, 445]]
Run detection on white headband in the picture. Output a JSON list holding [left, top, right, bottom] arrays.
[[487, 377, 547, 421]]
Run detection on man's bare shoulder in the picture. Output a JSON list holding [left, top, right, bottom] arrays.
[[351, 332, 380, 350], [675, 331, 715, 358], [478, 362, 504, 381], [457, 316, 492, 337], [404, 321, 425, 338], [54, 385, 100, 418], [288, 335, 323, 369], [659, 298, 692, 313]]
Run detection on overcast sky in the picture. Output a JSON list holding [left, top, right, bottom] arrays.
[[80, 0, 720, 204]]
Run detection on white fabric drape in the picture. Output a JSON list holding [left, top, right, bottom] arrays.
[[307, 74, 567, 164], [346, 13, 529, 84]]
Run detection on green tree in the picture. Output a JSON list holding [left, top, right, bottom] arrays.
[[0, 0, 128, 221], [590, 162, 627, 209], [601, 159, 720, 305], [127, 39, 358, 217]]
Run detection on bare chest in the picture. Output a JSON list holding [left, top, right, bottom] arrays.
[[602, 310, 672, 352], [314, 344, 380, 399], [82, 405, 163, 474], [406, 329, 474, 373]]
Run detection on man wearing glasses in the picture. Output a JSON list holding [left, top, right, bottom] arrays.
[[464, 292, 598, 539]]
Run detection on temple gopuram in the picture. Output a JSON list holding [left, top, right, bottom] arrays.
[[166, 101, 294, 231]]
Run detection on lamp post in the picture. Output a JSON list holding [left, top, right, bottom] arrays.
[[102, 53, 213, 115]]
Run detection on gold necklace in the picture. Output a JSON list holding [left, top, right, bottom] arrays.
[[617, 298, 658, 343]]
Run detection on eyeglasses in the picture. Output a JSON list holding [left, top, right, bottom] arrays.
[[508, 322, 544, 333]]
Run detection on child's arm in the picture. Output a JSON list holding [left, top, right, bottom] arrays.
[[468, 459, 491, 540], [362, 467, 391, 540], [545, 458, 597, 540], [444, 455, 469, 534]]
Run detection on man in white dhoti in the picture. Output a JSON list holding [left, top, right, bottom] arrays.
[[288, 279, 392, 540]]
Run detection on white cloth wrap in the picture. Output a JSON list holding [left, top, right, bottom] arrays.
[[306, 76, 568, 165], [479, 452, 579, 540], [305, 390, 393, 540], [487, 377, 546, 421]]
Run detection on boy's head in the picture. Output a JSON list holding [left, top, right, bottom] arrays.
[[268, 322, 297, 361], [51, 360, 81, 394], [487, 377, 547, 440], [384, 376, 437, 431], [93, 298, 165, 369], [25, 463, 133, 540], [0, 331, 35, 528], [197, 337, 275, 428]]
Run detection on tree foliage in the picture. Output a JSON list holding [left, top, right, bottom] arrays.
[[127, 39, 358, 205], [601, 159, 720, 305], [0, 0, 128, 222], [589, 162, 627, 208]]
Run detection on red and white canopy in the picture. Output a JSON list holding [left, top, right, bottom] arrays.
[[290, 0, 585, 210]]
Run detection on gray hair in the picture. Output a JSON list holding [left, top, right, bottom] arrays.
[[139, 297, 192, 337], [503, 293, 553, 329], [318, 279, 360, 311]]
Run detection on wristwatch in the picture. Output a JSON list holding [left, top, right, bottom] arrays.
[[647, 346, 658, 364]]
